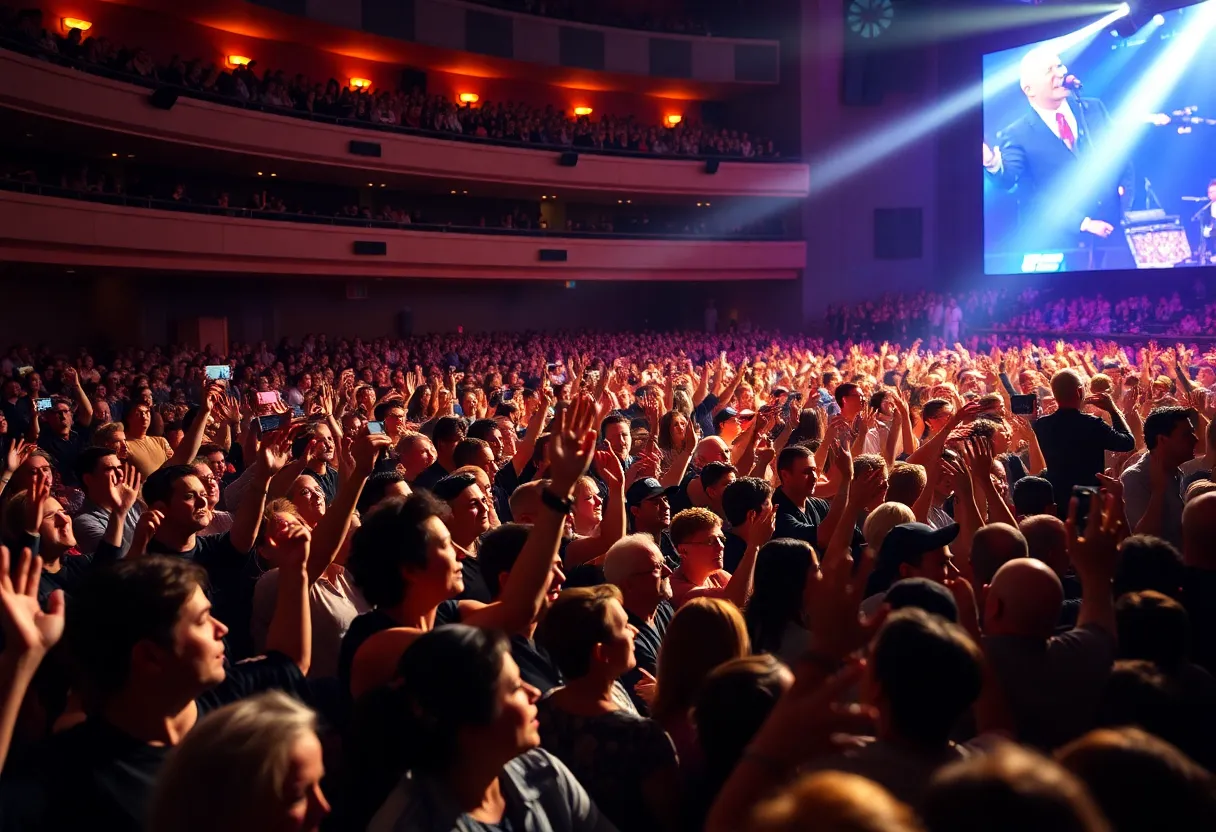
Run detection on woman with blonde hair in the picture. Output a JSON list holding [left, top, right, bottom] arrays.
[[748, 771, 923, 832], [863, 501, 916, 557], [651, 596, 751, 765], [149, 691, 330, 832]]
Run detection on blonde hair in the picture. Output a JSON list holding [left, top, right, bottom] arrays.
[[864, 502, 916, 554], [92, 421, 125, 447], [149, 691, 319, 832], [651, 597, 750, 724], [748, 771, 923, 832]]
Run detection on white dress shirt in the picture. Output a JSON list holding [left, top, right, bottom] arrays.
[[1030, 99, 1078, 148]]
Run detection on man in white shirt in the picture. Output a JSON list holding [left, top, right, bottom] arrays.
[[983, 46, 1129, 251]]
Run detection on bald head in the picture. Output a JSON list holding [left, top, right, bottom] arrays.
[[1051, 369, 1084, 409], [1183, 492, 1216, 570], [971, 523, 1029, 586], [985, 558, 1064, 639], [695, 436, 730, 467], [602, 533, 662, 586], [1020, 514, 1070, 578]]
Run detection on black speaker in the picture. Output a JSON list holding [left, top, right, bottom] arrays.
[[538, 249, 568, 262], [149, 87, 179, 110], [396, 310, 414, 337], [400, 66, 428, 94], [349, 140, 382, 158], [558, 152, 579, 167], [704, 159, 720, 174], [353, 241, 388, 256]]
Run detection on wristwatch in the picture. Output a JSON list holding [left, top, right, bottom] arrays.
[[540, 488, 573, 515]]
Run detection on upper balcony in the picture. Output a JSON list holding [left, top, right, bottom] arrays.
[[0, 46, 809, 198]]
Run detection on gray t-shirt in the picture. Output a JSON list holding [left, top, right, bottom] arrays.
[[252, 566, 371, 679]]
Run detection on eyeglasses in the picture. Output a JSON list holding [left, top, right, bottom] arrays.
[[687, 535, 727, 547]]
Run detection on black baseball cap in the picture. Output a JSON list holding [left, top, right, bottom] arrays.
[[626, 477, 679, 507], [884, 577, 959, 622], [713, 407, 739, 429], [877, 522, 960, 567]]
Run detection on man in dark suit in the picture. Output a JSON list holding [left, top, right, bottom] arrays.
[[984, 47, 1130, 251]]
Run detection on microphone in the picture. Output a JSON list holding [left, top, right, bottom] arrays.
[[1063, 74, 1083, 91]]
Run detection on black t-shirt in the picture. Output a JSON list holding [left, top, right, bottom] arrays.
[[668, 469, 697, 516], [304, 465, 340, 506], [457, 555, 494, 604], [622, 601, 674, 714], [147, 532, 264, 661], [21, 652, 306, 832], [723, 530, 748, 574], [338, 601, 461, 698], [39, 426, 93, 487], [412, 460, 451, 492], [511, 634, 562, 695]]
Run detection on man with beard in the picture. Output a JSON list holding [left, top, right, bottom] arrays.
[[603, 534, 675, 713]]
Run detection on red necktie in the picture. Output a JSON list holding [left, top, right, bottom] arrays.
[[1056, 112, 1075, 151]]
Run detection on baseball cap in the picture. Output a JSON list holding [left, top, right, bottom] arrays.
[[877, 522, 960, 568], [713, 407, 739, 430], [884, 577, 959, 622], [626, 477, 679, 507]]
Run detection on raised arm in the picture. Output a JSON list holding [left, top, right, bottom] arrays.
[[1068, 491, 1120, 636], [230, 428, 292, 553], [463, 396, 597, 634], [261, 522, 312, 674], [168, 383, 224, 467], [0, 547, 64, 774], [511, 385, 553, 477], [815, 438, 855, 555], [717, 504, 774, 609], [62, 368, 93, 429], [565, 450, 627, 568], [306, 433, 393, 584]]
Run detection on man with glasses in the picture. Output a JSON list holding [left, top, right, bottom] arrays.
[[38, 367, 95, 488], [192, 458, 234, 536], [74, 446, 144, 555], [667, 505, 771, 609]]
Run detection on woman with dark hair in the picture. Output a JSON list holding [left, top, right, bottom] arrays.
[[367, 625, 615, 831], [745, 538, 820, 662], [535, 585, 680, 831], [684, 655, 793, 832], [788, 408, 825, 449], [656, 410, 692, 475], [340, 397, 598, 700], [405, 385, 432, 423]]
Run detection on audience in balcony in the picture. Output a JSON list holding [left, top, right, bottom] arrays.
[[0, 152, 787, 238], [0, 7, 781, 160]]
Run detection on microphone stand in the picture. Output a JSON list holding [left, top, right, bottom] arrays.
[[1143, 179, 1163, 211]]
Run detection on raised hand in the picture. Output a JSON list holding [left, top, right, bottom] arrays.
[[22, 476, 51, 536], [2, 438, 25, 476], [0, 546, 64, 660], [62, 366, 80, 388], [131, 508, 164, 556], [547, 396, 598, 494], [352, 432, 393, 474], [1084, 391, 1118, 413], [746, 503, 777, 550], [1066, 490, 1122, 584], [115, 463, 142, 514], [593, 449, 625, 490], [262, 518, 311, 571]]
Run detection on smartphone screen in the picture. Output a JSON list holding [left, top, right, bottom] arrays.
[[290, 404, 305, 418], [367, 421, 386, 435], [35, 398, 52, 412], [256, 391, 278, 405], [1010, 393, 1037, 416], [256, 414, 284, 433], [205, 365, 231, 381]]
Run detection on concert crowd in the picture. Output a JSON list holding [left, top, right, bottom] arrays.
[[1, 311, 1216, 830]]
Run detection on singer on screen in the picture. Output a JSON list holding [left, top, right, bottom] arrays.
[[983, 47, 1132, 252]]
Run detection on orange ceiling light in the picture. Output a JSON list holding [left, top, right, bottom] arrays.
[[666, 114, 683, 126], [573, 106, 593, 116], [226, 55, 252, 67], [459, 93, 480, 104], [350, 77, 372, 90], [61, 17, 92, 32]]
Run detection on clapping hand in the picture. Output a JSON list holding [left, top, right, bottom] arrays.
[[114, 463, 142, 514], [593, 449, 625, 491], [2, 438, 26, 476]]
